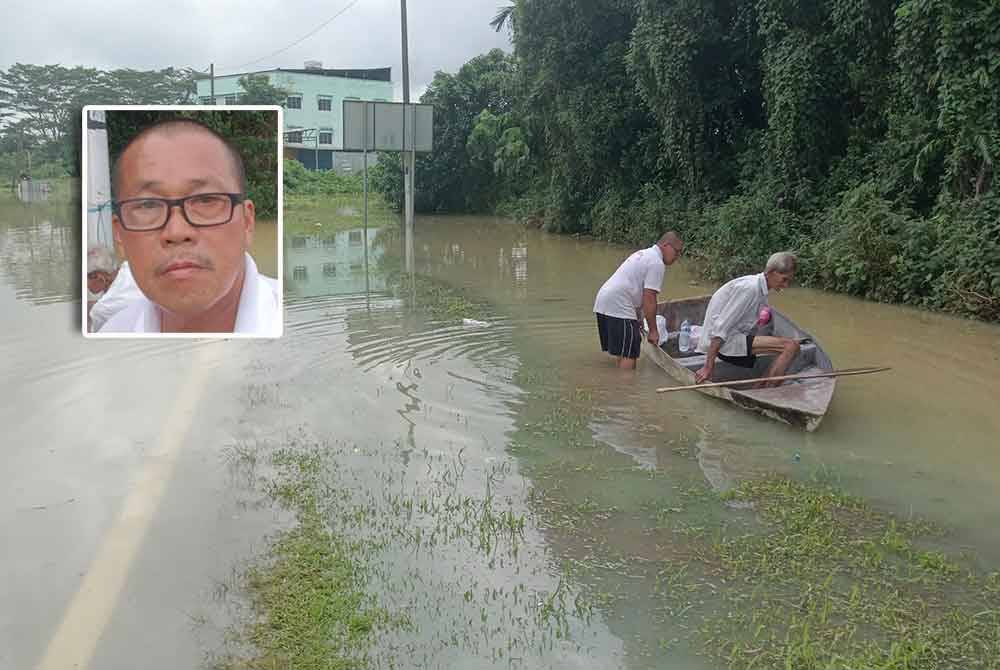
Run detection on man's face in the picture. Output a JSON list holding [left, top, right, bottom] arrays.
[[87, 270, 113, 295], [112, 128, 254, 319], [660, 241, 683, 265], [768, 269, 795, 292]]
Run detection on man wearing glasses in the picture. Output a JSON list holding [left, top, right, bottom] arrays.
[[98, 118, 279, 335], [594, 231, 683, 369]]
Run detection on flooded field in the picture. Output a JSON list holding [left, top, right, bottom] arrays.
[[2, 198, 999, 669]]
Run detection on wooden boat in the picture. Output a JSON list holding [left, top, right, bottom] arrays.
[[645, 296, 835, 431]]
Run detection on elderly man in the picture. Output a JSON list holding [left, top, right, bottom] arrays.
[[99, 117, 279, 335], [694, 251, 799, 387], [594, 231, 683, 369], [86, 245, 118, 305], [89, 259, 142, 332]]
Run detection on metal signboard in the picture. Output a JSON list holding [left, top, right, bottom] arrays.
[[343, 100, 433, 152]]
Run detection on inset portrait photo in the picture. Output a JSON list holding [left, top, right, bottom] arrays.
[[83, 105, 283, 337]]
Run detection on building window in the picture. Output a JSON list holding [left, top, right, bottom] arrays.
[[198, 96, 212, 105], [224, 94, 238, 105], [291, 236, 307, 248], [349, 231, 363, 247], [286, 95, 302, 109], [317, 96, 332, 111], [286, 129, 303, 144], [319, 129, 333, 145], [293, 266, 308, 280], [323, 262, 336, 277]]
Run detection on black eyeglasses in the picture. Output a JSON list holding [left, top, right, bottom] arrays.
[[113, 193, 246, 231]]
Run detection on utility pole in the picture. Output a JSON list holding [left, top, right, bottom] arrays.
[[210, 63, 215, 101], [401, 0, 415, 273]]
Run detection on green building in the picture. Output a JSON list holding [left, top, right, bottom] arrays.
[[195, 62, 393, 172]]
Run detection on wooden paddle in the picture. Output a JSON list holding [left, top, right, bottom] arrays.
[[655, 366, 891, 393]]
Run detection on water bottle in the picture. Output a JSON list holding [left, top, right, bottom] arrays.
[[679, 319, 691, 353]]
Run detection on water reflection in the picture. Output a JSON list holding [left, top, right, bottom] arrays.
[[283, 226, 385, 299], [0, 200, 78, 305], [16, 179, 51, 204]]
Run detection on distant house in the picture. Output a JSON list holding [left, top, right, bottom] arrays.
[[195, 61, 393, 172]]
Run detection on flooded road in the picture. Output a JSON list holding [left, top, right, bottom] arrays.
[[2, 198, 998, 669]]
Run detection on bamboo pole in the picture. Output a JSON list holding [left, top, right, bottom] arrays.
[[656, 366, 891, 394]]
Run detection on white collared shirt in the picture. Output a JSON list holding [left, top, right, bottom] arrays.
[[593, 244, 666, 320], [696, 273, 768, 357], [98, 253, 281, 336]]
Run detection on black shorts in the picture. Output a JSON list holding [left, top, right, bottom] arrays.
[[596, 313, 642, 360], [717, 334, 756, 368]]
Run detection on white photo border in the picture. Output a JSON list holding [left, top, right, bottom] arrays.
[[81, 104, 284, 339]]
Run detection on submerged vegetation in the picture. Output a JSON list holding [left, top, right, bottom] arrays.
[[204, 271, 1000, 668], [698, 478, 1000, 669], [506, 349, 1000, 667], [211, 442, 389, 670], [283, 159, 396, 237]]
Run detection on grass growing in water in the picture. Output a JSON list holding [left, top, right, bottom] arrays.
[[212, 445, 389, 670], [684, 477, 1000, 669], [284, 192, 396, 237]]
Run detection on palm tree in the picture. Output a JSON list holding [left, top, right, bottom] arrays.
[[489, 4, 516, 34]]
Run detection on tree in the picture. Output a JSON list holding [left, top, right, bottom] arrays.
[[414, 49, 519, 212], [490, 4, 516, 34], [0, 64, 197, 176], [237, 74, 291, 106]]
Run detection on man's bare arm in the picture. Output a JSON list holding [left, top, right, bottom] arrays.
[[642, 288, 659, 343], [695, 337, 723, 383]]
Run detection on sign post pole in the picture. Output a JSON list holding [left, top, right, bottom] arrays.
[[363, 103, 370, 301]]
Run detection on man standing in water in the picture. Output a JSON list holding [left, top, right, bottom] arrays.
[[694, 251, 799, 387], [594, 232, 683, 369]]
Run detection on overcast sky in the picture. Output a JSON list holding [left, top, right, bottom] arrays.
[[2, 0, 512, 100]]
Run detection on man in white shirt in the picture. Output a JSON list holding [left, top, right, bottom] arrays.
[[594, 231, 683, 369], [97, 117, 280, 336], [86, 245, 120, 331], [100, 253, 279, 335], [694, 251, 799, 387], [89, 260, 143, 332]]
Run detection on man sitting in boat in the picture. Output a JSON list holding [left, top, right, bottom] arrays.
[[694, 251, 799, 388], [594, 231, 684, 369]]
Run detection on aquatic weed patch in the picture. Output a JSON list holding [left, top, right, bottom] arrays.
[[679, 477, 1000, 669], [385, 270, 492, 322], [210, 441, 391, 670]]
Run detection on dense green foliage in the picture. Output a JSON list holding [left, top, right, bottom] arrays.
[[0, 64, 196, 184], [283, 157, 364, 195], [375, 0, 999, 320], [106, 109, 280, 218]]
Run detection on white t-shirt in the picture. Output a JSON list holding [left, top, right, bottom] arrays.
[[98, 253, 281, 336], [695, 273, 769, 357], [593, 245, 666, 320], [89, 261, 144, 332]]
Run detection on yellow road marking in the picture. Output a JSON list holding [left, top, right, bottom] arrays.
[[36, 344, 216, 670]]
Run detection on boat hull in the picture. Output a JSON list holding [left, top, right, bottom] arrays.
[[645, 295, 835, 431]]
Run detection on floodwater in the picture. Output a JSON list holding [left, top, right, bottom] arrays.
[[2, 197, 998, 669]]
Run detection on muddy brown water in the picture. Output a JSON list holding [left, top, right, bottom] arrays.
[[2, 199, 998, 669]]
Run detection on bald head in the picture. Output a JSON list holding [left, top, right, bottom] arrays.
[[112, 118, 246, 200], [656, 231, 684, 265], [658, 231, 683, 249]]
